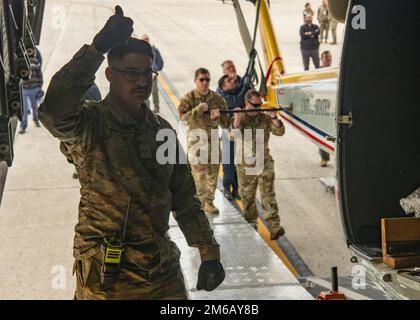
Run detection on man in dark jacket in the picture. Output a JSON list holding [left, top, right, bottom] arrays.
[[218, 60, 248, 93], [19, 50, 43, 134], [300, 14, 320, 71], [217, 60, 253, 200], [217, 74, 250, 200], [141, 34, 164, 113], [217, 75, 249, 112]]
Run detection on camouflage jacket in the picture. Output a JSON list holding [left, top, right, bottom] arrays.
[[317, 5, 330, 23], [178, 89, 229, 163], [234, 113, 285, 166], [38, 45, 220, 272]]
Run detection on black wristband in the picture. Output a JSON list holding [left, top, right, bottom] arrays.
[[271, 116, 278, 120]]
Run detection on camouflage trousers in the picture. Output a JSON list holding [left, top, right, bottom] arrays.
[[237, 157, 280, 224], [190, 164, 220, 205], [330, 20, 338, 43], [74, 255, 187, 300], [320, 22, 330, 41]]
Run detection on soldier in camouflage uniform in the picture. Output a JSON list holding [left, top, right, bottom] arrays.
[[317, 0, 330, 43], [328, 11, 338, 45], [178, 68, 230, 215], [232, 89, 285, 240], [38, 6, 224, 300]]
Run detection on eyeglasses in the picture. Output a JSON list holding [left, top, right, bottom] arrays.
[[247, 101, 263, 108], [197, 77, 211, 83], [111, 67, 158, 82]]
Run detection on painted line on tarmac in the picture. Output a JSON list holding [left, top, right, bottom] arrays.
[[157, 72, 181, 121]]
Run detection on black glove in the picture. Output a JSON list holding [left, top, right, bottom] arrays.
[[196, 261, 225, 291], [92, 6, 133, 54]]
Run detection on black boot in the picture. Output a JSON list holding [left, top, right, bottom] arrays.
[[268, 223, 285, 240], [223, 189, 233, 201], [232, 190, 241, 200]]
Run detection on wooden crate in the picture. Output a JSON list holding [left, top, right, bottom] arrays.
[[381, 217, 420, 269]]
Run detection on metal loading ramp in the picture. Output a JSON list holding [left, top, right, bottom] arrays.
[[169, 190, 313, 300]]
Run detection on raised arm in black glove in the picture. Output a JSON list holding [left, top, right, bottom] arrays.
[[92, 5, 134, 54], [196, 260, 225, 291]]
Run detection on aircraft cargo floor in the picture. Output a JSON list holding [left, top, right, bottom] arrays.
[[169, 190, 313, 300]]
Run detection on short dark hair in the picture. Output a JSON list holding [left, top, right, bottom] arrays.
[[194, 67, 210, 80], [245, 89, 262, 101], [321, 50, 331, 58], [218, 75, 229, 89], [107, 37, 153, 65]]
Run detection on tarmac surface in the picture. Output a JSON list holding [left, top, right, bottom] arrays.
[[0, 0, 350, 299]]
